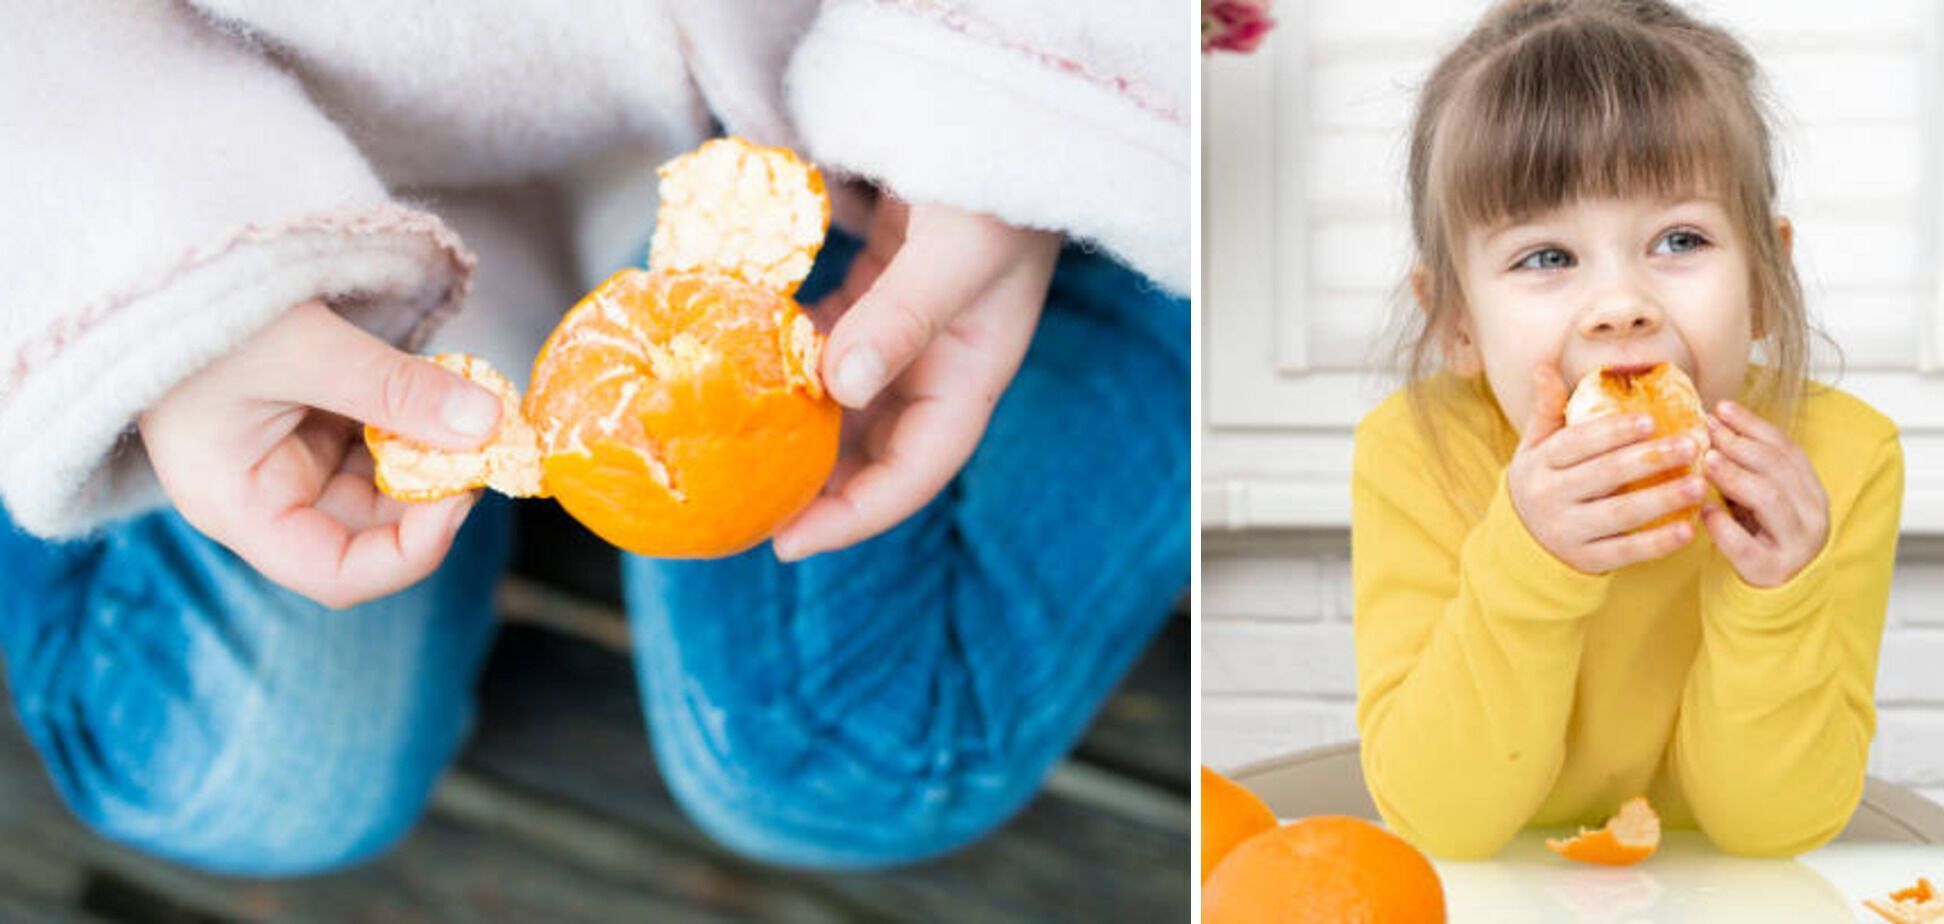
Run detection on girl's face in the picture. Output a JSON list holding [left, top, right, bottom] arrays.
[[1447, 194, 1765, 433]]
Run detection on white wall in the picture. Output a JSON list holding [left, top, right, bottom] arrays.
[[1202, 0, 1944, 803]]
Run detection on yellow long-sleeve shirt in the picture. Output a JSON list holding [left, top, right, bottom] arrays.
[[1351, 373, 1903, 859]]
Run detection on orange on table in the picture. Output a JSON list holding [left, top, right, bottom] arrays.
[[1202, 815, 1446, 924], [1545, 795, 1661, 866], [1201, 766, 1279, 884], [1867, 878, 1944, 924], [365, 136, 840, 558]]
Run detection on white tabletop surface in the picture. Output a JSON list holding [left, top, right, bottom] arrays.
[[1431, 830, 1944, 922]]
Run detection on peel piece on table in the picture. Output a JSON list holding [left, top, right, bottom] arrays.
[[1867, 878, 1944, 924], [1545, 796, 1661, 866]]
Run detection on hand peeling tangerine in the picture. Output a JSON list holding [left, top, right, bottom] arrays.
[[364, 136, 840, 558]]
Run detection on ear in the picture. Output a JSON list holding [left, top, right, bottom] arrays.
[[1413, 264, 1483, 377], [1753, 215, 1794, 340]]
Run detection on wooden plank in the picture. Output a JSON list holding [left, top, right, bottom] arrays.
[[461, 626, 1189, 922], [0, 698, 844, 923]]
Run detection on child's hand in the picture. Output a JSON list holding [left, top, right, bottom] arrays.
[[1507, 364, 1703, 574], [1698, 400, 1829, 587], [771, 199, 1061, 561], [138, 300, 503, 609]]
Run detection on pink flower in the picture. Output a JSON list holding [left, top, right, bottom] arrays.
[[1203, 0, 1275, 54]]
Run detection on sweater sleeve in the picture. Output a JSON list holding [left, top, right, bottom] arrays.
[[0, 2, 472, 539], [1351, 415, 1612, 857], [1670, 428, 1902, 856], [782, 0, 1187, 292]]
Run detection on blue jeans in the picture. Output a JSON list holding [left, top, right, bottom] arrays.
[[0, 235, 1187, 875]]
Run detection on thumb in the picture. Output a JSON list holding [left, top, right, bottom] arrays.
[[1522, 363, 1569, 449], [273, 302, 502, 450], [821, 208, 1008, 408]]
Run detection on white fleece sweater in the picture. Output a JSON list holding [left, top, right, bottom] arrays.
[[0, 0, 1188, 539]]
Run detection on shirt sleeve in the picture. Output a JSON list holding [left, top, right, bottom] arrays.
[[1670, 429, 1902, 856], [782, 0, 1187, 292], [0, 1, 472, 538], [1352, 415, 1612, 857]]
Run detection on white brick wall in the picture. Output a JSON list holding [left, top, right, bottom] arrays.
[[1203, 0, 1944, 808]]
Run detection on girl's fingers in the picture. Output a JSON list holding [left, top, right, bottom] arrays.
[[1701, 500, 1764, 563], [1558, 434, 1698, 501], [1703, 448, 1802, 540], [1521, 364, 1571, 450], [1544, 413, 1656, 469], [1579, 517, 1697, 573], [1578, 474, 1706, 537], [1706, 413, 1797, 483], [1715, 400, 1820, 486]]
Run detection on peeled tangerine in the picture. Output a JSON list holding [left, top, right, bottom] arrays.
[[1564, 362, 1710, 530], [1868, 878, 1944, 924], [365, 137, 839, 558], [1545, 795, 1661, 866]]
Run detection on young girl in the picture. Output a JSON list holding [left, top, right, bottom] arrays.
[[0, 3, 1186, 875], [1353, 0, 1902, 858]]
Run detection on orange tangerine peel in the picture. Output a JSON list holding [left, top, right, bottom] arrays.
[[366, 353, 546, 501], [362, 136, 841, 559], [1545, 796, 1661, 866], [1867, 878, 1944, 924]]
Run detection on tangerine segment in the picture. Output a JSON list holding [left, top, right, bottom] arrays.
[[1868, 878, 1944, 924], [525, 268, 839, 558], [365, 353, 546, 501], [1545, 796, 1661, 866], [1203, 816, 1447, 924], [1201, 766, 1279, 884], [649, 136, 830, 297], [1564, 362, 1710, 531]]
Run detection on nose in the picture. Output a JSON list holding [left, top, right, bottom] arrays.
[[1578, 281, 1662, 340]]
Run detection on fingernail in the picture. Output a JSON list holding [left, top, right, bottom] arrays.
[[1636, 415, 1654, 434], [835, 347, 885, 407], [443, 385, 500, 439]]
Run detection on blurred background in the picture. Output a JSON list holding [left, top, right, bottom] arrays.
[[1202, 0, 1944, 805]]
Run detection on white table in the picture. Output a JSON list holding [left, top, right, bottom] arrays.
[[1433, 829, 1944, 922]]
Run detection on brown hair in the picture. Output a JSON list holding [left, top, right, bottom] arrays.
[[1394, 0, 1817, 486]]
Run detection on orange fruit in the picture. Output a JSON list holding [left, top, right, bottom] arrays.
[[1201, 766, 1278, 883], [524, 268, 836, 557], [1545, 795, 1661, 866], [1866, 877, 1944, 924], [1563, 362, 1710, 531], [366, 136, 840, 558], [1203, 816, 1446, 924]]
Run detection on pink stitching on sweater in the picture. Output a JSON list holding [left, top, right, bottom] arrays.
[[852, 0, 1187, 127], [0, 204, 475, 410]]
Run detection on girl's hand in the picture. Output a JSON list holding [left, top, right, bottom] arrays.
[[1699, 400, 1830, 588], [770, 199, 1061, 561], [138, 300, 501, 609], [1507, 364, 1704, 573]]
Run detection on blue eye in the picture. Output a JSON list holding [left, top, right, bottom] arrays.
[[1655, 228, 1709, 254], [1515, 247, 1574, 271]]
